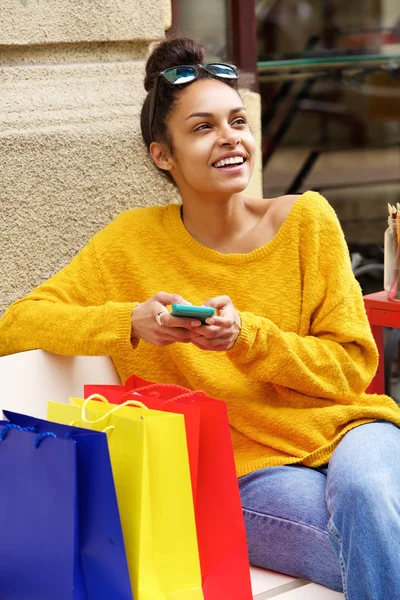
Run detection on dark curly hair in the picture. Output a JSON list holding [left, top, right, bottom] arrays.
[[140, 36, 239, 183]]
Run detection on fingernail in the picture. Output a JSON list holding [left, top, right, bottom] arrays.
[[191, 320, 201, 327], [206, 318, 214, 325]]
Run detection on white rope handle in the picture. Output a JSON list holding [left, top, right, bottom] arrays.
[[81, 393, 148, 424], [102, 425, 115, 436], [68, 418, 113, 435]]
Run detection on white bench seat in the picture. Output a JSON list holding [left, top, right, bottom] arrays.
[[250, 566, 343, 598]]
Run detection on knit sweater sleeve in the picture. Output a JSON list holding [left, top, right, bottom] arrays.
[[228, 195, 378, 400], [0, 235, 137, 357]]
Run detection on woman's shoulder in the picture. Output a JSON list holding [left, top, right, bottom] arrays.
[[89, 204, 173, 254], [96, 204, 171, 236], [113, 203, 171, 225], [259, 191, 338, 233], [267, 193, 301, 228]]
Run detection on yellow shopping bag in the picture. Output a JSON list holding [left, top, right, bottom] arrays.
[[48, 396, 203, 600]]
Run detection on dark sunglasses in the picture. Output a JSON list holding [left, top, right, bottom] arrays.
[[148, 63, 239, 143]]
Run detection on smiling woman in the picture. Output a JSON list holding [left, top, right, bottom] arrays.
[[140, 38, 250, 186], [139, 37, 261, 251], [151, 79, 254, 200], [2, 35, 400, 599]]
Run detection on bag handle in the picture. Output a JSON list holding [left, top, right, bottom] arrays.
[[68, 418, 114, 437], [123, 385, 206, 406], [33, 432, 57, 448], [120, 390, 160, 403], [81, 393, 148, 425], [0, 423, 37, 441], [0, 423, 61, 448], [162, 390, 206, 406], [130, 382, 190, 395]]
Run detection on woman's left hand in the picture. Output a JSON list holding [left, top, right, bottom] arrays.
[[190, 296, 241, 351]]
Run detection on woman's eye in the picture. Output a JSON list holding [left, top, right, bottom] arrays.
[[232, 118, 247, 126], [194, 123, 211, 132]]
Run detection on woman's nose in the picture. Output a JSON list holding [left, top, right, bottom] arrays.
[[217, 127, 241, 147]]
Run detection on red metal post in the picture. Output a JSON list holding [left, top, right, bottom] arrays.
[[364, 291, 400, 395], [230, 0, 259, 92]]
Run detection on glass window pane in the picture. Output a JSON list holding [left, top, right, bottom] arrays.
[[257, 0, 400, 247], [171, 0, 231, 62]]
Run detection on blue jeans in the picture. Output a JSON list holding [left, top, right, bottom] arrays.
[[239, 422, 400, 600]]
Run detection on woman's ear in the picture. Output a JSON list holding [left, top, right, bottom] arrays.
[[150, 142, 174, 172]]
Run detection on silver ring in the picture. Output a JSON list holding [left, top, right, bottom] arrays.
[[156, 311, 166, 326]]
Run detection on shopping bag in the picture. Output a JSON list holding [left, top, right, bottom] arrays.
[[84, 378, 253, 600], [0, 411, 132, 600], [48, 398, 203, 600], [84, 383, 201, 502]]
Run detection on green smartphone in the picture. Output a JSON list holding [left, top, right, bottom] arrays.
[[171, 304, 216, 324]]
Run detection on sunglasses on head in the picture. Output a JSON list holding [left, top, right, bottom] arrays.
[[148, 62, 239, 143]]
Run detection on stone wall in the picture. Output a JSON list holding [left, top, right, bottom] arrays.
[[0, 0, 262, 314]]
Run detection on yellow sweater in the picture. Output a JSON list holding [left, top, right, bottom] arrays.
[[2, 191, 400, 476]]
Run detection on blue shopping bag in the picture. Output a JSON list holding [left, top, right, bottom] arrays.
[[0, 411, 132, 600]]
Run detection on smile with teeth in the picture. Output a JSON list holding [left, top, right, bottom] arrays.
[[213, 156, 245, 168]]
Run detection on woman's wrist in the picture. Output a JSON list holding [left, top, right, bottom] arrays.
[[130, 305, 141, 347]]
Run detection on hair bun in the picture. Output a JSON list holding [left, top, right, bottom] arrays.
[[144, 36, 205, 92]]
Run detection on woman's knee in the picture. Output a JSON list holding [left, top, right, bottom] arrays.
[[327, 464, 400, 535], [327, 422, 400, 503], [329, 422, 400, 472]]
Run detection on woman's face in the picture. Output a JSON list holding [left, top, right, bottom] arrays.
[[161, 79, 256, 196]]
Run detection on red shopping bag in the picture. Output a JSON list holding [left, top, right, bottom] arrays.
[[84, 377, 253, 600]]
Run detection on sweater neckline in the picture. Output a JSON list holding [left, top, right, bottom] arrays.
[[167, 191, 310, 264]]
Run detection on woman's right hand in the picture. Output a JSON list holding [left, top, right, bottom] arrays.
[[131, 292, 202, 346]]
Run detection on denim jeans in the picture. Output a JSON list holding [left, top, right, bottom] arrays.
[[238, 422, 400, 600]]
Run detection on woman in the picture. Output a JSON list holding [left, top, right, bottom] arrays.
[[1, 36, 400, 599]]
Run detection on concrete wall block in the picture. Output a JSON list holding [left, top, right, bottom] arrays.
[[164, 0, 172, 31], [1, 123, 180, 312], [1, 0, 164, 46], [241, 88, 263, 200], [0, 58, 180, 313], [2, 60, 145, 133]]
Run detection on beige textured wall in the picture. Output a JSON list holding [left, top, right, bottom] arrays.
[[0, 0, 262, 315], [242, 89, 263, 201]]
